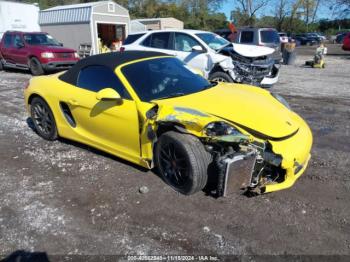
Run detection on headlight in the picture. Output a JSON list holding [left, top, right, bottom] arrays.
[[204, 121, 241, 137], [271, 93, 291, 110], [74, 52, 80, 58], [41, 52, 54, 58]]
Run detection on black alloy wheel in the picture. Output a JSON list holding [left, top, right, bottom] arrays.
[[159, 141, 190, 189], [30, 97, 58, 140], [155, 131, 211, 195]]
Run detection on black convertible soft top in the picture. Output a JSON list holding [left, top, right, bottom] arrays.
[[59, 51, 169, 86]]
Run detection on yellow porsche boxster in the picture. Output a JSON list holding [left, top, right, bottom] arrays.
[[24, 51, 312, 197]]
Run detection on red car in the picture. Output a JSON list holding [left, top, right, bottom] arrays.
[[0, 31, 79, 75], [342, 32, 350, 51]]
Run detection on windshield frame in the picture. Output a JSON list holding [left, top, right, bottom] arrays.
[[117, 56, 217, 103], [195, 32, 230, 51]]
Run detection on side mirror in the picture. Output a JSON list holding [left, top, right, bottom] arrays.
[[96, 88, 121, 101], [192, 45, 204, 52]]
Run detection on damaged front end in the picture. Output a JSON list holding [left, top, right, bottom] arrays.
[[200, 122, 286, 197], [217, 47, 280, 87], [145, 105, 310, 197], [207, 138, 286, 197]]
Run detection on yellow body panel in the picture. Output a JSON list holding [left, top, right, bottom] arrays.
[[24, 56, 313, 193], [25, 73, 146, 167], [152, 83, 298, 138]]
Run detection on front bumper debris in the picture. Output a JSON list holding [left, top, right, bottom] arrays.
[[260, 65, 280, 87], [263, 154, 311, 193], [220, 152, 311, 196], [216, 115, 312, 197]]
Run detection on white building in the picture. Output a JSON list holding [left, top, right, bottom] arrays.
[[0, 1, 40, 40], [39, 1, 130, 55], [131, 18, 184, 32]]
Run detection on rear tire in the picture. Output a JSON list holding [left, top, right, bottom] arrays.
[[30, 97, 58, 141], [29, 57, 44, 76], [155, 131, 211, 195], [0, 59, 3, 71], [209, 71, 233, 83]]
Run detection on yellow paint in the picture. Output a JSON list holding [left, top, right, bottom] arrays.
[[313, 60, 325, 68], [24, 56, 313, 193]]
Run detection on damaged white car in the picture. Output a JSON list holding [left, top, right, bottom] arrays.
[[122, 29, 280, 87]]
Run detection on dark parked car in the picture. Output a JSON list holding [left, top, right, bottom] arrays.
[[293, 34, 318, 46], [234, 27, 282, 63], [306, 33, 323, 42], [336, 33, 347, 44], [0, 31, 79, 75]]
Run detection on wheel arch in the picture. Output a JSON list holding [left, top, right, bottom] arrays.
[[209, 63, 225, 75], [28, 93, 44, 105], [151, 122, 201, 166], [27, 55, 40, 65], [156, 122, 190, 137]]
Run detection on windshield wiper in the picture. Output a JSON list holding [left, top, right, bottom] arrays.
[[156, 92, 186, 100]]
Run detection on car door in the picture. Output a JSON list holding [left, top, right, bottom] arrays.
[[1, 33, 15, 64], [173, 32, 209, 74], [11, 34, 28, 66], [61, 65, 141, 160]]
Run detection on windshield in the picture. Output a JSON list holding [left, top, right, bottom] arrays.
[[121, 57, 215, 102], [24, 33, 61, 46], [196, 33, 229, 50]]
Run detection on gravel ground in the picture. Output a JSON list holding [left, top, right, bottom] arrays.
[[0, 47, 349, 261]]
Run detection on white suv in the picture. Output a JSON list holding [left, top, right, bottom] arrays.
[[122, 29, 279, 87]]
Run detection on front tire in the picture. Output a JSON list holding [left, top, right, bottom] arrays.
[[29, 57, 44, 76], [209, 71, 233, 83], [155, 131, 211, 195], [30, 97, 58, 141]]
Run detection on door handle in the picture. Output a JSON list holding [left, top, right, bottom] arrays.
[[68, 99, 79, 106]]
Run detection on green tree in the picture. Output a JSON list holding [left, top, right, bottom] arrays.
[[231, 0, 268, 25]]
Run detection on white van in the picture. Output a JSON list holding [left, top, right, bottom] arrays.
[[0, 1, 40, 40]]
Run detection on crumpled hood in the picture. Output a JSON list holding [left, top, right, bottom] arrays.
[[154, 83, 299, 139], [231, 43, 274, 58]]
